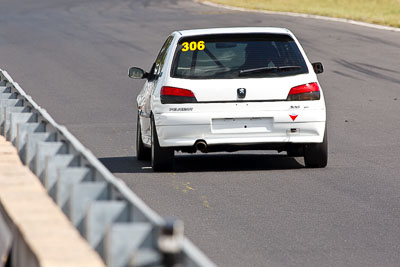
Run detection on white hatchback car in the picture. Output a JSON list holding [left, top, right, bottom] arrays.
[[129, 27, 327, 171]]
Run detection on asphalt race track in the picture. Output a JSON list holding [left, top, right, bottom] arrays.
[[1, 0, 400, 266]]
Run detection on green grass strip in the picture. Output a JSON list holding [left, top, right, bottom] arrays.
[[203, 0, 400, 28]]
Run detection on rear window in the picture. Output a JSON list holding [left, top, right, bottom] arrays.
[[171, 34, 308, 79]]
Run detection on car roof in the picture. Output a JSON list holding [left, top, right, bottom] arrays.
[[176, 27, 292, 37]]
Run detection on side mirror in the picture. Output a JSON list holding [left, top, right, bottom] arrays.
[[128, 67, 147, 79], [312, 62, 324, 74]]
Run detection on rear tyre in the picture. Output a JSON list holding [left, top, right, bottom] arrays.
[[136, 115, 151, 161], [304, 126, 328, 168], [151, 117, 174, 172], [286, 144, 304, 157]]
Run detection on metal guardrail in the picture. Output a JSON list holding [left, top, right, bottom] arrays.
[[0, 69, 216, 267]]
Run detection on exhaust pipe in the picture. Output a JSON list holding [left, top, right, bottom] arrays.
[[195, 140, 207, 152]]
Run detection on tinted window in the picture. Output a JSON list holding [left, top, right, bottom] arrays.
[[171, 34, 308, 79], [152, 36, 174, 77]]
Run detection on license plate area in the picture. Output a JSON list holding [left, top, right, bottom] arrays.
[[211, 117, 273, 133]]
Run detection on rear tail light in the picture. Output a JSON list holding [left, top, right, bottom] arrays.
[[160, 86, 198, 104], [287, 82, 320, 101]]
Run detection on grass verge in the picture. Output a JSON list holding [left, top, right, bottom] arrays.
[[202, 0, 400, 28]]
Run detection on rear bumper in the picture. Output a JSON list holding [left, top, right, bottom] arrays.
[[154, 111, 326, 147]]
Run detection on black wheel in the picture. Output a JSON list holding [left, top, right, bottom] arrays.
[[304, 126, 328, 168], [136, 115, 151, 161], [151, 117, 174, 172]]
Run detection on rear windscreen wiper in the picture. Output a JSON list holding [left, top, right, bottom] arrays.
[[239, 66, 301, 76]]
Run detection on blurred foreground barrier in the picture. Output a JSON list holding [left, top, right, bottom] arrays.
[[0, 135, 106, 267], [0, 69, 216, 267]]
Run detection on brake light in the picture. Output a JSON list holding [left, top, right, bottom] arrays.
[[287, 82, 320, 101], [160, 86, 197, 104]]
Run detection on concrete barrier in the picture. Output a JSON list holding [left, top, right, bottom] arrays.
[[0, 136, 106, 267]]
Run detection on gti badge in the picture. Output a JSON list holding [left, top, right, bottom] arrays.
[[237, 88, 246, 98]]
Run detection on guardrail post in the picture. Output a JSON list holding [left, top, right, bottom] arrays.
[[44, 154, 80, 198], [0, 98, 23, 133], [56, 167, 94, 214], [25, 132, 57, 168], [158, 219, 184, 267], [4, 108, 35, 141], [84, 201, 130, 259], [34, 141, 68, 183], [11, 233, 40, 267], [16, 122, 46, 161], [0, 211, 13, 266], [0, 92, 17, 100], [104, 222, 156, 267], [0, 85, 10, 92], [68, 182, 109, 234], [3, 106, 26, 134], [9, 111, 37, 145]]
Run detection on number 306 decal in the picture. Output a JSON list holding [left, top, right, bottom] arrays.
[[181, 41, 205, 52]]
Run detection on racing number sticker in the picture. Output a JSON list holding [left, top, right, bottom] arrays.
[[181, 41, 205, 52]]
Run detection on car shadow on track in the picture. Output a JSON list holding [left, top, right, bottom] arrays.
[[174, 153, 303, 172], [99, 153, 304, 174], [99, 156, 148, 174]]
